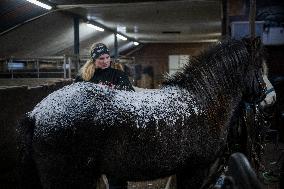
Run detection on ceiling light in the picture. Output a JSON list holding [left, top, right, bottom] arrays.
[[133, 42, 139, 46], [26, 0, 52, 10], [86, 23, 104, 32], [117, 26, 126, 33], [116, 34, 127, 41]]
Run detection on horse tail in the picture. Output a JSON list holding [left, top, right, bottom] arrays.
[[17, 115, 42, 189]]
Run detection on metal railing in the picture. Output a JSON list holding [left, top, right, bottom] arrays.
[[0, 55, 136, 79], [0, 55, 87, 79]]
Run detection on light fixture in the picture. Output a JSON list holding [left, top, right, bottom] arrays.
[[86, 23, 104, 32], [116, 34, 127, 41], [26, 0, 52, 10], [133, 41, 139, 46]]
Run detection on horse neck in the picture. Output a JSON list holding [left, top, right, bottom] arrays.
[[183, 62, 244, 104], [163, 39, 251, 108]]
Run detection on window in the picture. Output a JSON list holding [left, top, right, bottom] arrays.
[[8, 62, 25, 70], [168, 55, 190, 75]]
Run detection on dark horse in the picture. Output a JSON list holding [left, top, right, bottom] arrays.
[[17, 38, 267, 189]]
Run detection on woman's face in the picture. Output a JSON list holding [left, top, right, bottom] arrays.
[[95, 54, 111, 69]]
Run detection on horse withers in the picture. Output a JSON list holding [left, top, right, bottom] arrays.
[[17, 38, 275, 189]]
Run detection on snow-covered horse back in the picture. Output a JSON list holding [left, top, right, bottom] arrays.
[[17, 38, 269, 189]]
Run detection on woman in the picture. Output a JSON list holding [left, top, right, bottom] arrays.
[[76, 43, 134, 92], [76, 43, 131, 189]]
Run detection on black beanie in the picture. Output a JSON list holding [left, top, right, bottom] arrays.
[[90, 43, 110, 60]]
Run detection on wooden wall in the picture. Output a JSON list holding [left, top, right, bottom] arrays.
[[129, 43, 211, 88], [0, 80, 73, 188]]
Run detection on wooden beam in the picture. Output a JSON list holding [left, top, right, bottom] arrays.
[[249, 0, 256, 38]]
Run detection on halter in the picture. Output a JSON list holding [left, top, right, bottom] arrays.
[[255, 74, 267, 103], [265, 87, 275, 95]]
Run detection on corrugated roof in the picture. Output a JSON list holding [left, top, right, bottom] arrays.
[[0, 0, 49, 34]]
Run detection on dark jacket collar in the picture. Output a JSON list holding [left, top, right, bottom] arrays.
[[95, 66, 111, 72]]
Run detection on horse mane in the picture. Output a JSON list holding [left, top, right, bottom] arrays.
[[163, 38, 264, 101]]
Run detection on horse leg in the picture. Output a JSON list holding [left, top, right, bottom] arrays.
[[96, 174, 109, 189], [176, 167, 208, 189], [34, 153, 98, 189]]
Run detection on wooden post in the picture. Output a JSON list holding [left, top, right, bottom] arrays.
[[221, 0, 228, 37], [37, 59, 40, 78], [249, 0, 256, 38], [68, 56, 72, 79], [63, 55, 67, 79], [114, 32, 118, 59], [10, 58, 13, 79], [74, 16, 80, 75]]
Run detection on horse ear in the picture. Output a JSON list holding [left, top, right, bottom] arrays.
[[241, 37, 251, 47], [252, 37, 265, 65], [254, 37, 262, 46], [241, 37, 261, 50], [251, 37, 262, 52]]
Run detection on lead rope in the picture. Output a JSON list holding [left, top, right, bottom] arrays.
[[243, 103, 269, 174]]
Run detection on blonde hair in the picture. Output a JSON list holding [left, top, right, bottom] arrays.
[[79, 59, 96, 81]]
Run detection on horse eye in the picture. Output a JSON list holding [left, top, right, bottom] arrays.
[[259, 67, 264, 73]]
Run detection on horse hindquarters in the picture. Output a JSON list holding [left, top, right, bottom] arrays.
[[17, 116, 42, 189], [18, 116, 99, 189]]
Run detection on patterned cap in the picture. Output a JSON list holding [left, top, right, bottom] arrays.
[[90, 43, 110, 60]]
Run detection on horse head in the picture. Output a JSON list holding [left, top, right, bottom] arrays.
[[241, 37, 271, 104]]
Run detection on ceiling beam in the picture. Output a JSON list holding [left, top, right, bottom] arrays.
[[49, 0, 186, 5]]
